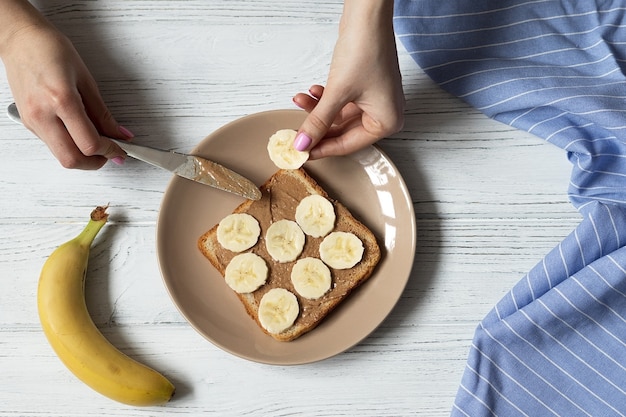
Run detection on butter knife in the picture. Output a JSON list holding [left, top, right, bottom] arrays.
[[7, 103, 261, 200]]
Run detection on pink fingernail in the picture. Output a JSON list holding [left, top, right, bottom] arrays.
[[118, 125, 135, 138], [294, 132, 311, 151], [111, 156, 125, 165]]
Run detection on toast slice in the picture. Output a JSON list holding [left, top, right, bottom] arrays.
[[198, 168, 381, 341]]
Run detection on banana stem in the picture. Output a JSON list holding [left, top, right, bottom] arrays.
[[75, 206, 109, 247]]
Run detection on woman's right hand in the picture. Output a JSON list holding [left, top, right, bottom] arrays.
[[0, 1, 131, 169]]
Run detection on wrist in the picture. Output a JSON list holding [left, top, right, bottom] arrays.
[[0, 1, 49, 57]]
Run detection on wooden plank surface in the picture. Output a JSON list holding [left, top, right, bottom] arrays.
[[0, 1, 579, 415]]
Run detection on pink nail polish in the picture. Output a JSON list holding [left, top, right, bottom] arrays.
[[294, 132, 312, 151], [118, 125, 135, 138], [111, 156, 125, 165]]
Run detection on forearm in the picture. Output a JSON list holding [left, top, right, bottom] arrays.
[[340, 0, 395, 33], [0, 0, 50, 57], [337, 0, 397, 66]]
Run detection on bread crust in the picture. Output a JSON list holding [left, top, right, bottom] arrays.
[[198, 168, 381, 341]]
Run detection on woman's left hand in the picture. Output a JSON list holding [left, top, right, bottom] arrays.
[[292, 0, 405, 160]]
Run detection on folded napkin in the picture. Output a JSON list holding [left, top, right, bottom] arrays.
[[394, 2, 626, 416]]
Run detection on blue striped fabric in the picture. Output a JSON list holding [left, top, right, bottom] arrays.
[[393, 2, 626, 416]]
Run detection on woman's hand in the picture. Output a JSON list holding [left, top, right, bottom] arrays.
[[292, 0, 404, 159], [0, 1, 131, 169]]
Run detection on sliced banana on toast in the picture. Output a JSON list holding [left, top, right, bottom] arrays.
[[295, 194, 336, 238], [265, 219, 305, 262], [224, 252, 268, 293], [291, 257, 332, 299], [258, 288, 300, 334], [201, 166, 380, 342], [267, 129, 309, 169], [319, 231, 364, 270], [217, 213, 261, 252]]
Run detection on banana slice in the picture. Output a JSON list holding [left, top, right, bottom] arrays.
[[267, 129, 309, 169], [224, 252, 268, 293], [265, 219, 306, 262], [258, 288, 300, 334], [319, 231, 364, 269], [291, 257, 332, 299], [217, 213, 261, 252], [295, 194, 336, 238]]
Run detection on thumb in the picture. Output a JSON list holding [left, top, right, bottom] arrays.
[[294, 94, 345, 152]]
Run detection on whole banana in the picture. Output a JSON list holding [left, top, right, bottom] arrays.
[[37, 206, 175, 406]]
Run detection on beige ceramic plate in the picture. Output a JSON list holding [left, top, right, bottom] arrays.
[[157, 110, 415, 365]]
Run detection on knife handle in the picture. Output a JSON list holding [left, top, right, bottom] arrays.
[[109, 139, 187, 171]]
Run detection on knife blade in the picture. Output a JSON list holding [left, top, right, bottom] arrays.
[[6, 103, 261, 200]]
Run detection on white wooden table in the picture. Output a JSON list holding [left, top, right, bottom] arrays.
[[0, 1, 581, 415]]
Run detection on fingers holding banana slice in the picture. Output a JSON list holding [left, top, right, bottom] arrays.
[[225, 252, 268, 293], [319, 231, 364, 270], [295, 194, 336, 238], [265, 219, 306, 262], [258, 288, 300, 334], [217, 213, 261, 252], [267, 129, 309, 169], [291, 257, 332, 299]]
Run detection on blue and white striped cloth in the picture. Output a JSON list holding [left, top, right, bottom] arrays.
[[393, 2, 626, 416]]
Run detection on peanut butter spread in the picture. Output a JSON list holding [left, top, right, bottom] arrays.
[[210, 171, 378, 330]]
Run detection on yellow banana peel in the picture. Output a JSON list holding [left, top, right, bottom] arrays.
[[37, 206, 175, 406]]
